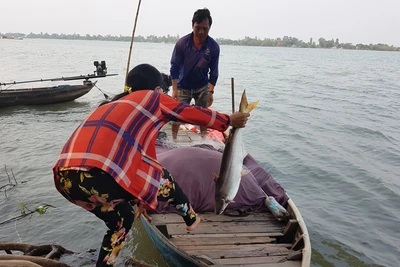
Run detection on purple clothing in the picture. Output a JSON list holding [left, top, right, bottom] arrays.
[[155, 144, 289, 214], [170, 33, 220, 90]]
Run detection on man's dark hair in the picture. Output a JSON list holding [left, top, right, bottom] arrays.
[[192, 8, 212, 27]]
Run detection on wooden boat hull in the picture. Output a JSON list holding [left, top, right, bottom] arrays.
[[141, 198, 311, 267], [141, 215, 208, 267], [0, 81, 95, 107]]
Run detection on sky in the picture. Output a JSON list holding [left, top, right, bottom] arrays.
[[1, 0, 400, 46]]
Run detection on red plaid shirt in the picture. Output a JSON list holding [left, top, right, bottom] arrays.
[[53, 90, 230, 210]]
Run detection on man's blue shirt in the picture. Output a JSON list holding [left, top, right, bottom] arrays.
[[170, 33, 220, 90]]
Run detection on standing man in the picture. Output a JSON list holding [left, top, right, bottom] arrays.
[[170, 8, 220, 139]]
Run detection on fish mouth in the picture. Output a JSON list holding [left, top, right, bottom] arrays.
[[215, 198, 229, 215]]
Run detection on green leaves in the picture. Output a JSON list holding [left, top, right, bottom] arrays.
[[17, 203, 53, 216], [17, 203, 26, 216], [35, 205, 50, 214]]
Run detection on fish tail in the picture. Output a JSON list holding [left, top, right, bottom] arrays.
[[239, 90, 259, 113]]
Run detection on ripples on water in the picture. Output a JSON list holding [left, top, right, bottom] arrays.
[[0, 39, 399, 266]]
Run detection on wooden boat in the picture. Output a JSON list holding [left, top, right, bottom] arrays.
[[0, 80, 96, 107], [140, 125, 311, 267], [1, 61, 118, 108]]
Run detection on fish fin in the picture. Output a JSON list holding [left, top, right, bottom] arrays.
[[239, 90, 260, 113], [212, 172, 219, 182], [246, 99, 260, 113], [239, 90, 248, 112]]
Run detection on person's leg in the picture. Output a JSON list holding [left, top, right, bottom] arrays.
[[193, 85, 210, 137], [93, 201, 135, 267], [171, 123, 180, 140], [157, 168, 200, 230], [172, 88, 192, 140], [55, 167, 135, 267]]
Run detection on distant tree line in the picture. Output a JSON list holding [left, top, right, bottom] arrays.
[[216, 36, 400, 51], [1, 32, 399, 52]]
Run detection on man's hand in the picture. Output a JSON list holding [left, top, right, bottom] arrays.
[[171, 90, 178, 100], [208, 92, 214, 107], [171, 79, 179, 100]]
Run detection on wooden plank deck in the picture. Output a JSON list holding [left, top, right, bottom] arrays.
[[151, 212, 301, 266]]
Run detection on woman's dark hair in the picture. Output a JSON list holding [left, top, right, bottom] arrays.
[[98, 63, 163, 107], [125, 63, 163, 92], [192, 8, 212, 27]]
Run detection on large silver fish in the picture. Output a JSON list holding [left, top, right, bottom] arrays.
[[214, 90, 259, 214]]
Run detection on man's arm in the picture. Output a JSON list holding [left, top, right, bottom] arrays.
[[170, 39, 184, 100], [207, 42, 220, 107], [208, 43, 220, 88]]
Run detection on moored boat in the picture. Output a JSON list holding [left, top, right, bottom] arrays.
[[0, 80, 96, 107], [141, 125, 311, 267], [0, 61, 117, 108]]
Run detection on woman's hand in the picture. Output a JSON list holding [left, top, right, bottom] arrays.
[[135, 204, 152, 221], [229, 112, 250, 128]]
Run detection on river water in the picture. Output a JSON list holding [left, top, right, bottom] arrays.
[[0, 39, 399, 267]]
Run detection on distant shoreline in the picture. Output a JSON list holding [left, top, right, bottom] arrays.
[[1, 32, 399, 52]]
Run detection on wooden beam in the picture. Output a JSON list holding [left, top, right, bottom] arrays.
[[277, 219, 298, 243]]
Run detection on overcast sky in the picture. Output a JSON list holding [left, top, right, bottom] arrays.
[[1, 0, 399, 46]]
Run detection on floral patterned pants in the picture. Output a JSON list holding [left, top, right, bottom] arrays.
[[55, 167, 197, 267]]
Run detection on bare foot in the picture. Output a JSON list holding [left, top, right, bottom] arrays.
[[186, 216, 201, 231]]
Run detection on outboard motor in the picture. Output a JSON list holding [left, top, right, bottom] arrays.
[[94, 61, 108, 76]]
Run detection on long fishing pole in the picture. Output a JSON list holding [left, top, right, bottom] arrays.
[[125, 0, 142, 87], [0, 74, 118, 86]]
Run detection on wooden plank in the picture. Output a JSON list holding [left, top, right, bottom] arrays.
[[171, 235, 276, 246], [199, 213, 278, 222], [165, 221, 284, 235], [219, 260, 300, 267], [151, 213, 278, 224], [160, 217, 282, 228], [214, 256, 289, 265], [172, 232, 284, 239], [163, 220, 283, 230], [193, 249, 290, 260], [291, 235, 304, 251], [184, 244, 291, 258]]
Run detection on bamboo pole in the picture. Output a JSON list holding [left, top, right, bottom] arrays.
[[125, 0, 142, 86], [231, 77, 235, 113]]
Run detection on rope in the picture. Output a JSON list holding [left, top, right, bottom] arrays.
[[124, 0, 142, 89], [94, 84, 112, 100]]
